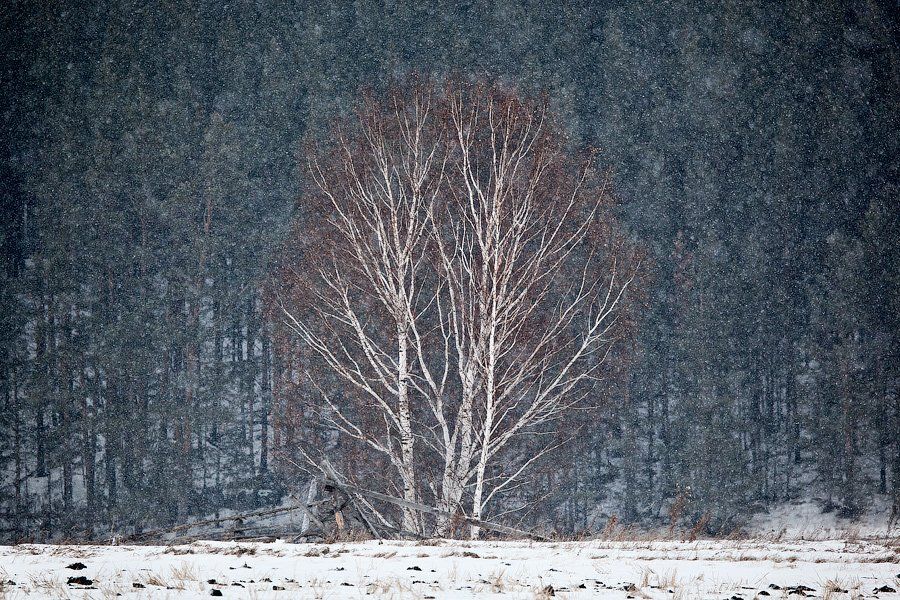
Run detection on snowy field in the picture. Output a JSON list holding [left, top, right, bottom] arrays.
[[1, 538, 898, 599]]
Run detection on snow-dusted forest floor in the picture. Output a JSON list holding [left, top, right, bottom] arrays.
[[1, 538, 898, 599]]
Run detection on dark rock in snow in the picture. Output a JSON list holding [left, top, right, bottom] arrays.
[[759, 591, 771, 596], [784, 585, 816, 597], [207, 579, 217, 584], [210, 590, 223, 597], [769, 585, 782, 590], [67, 562, 88, 570], [407, 566, 422, 571], [132, 582, 145, 588], [272, 585, 285, 591], [874, 586, 896, 593], [67, 576, 93, 586]]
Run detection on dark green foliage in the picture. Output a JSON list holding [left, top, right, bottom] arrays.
[[0, 0, 897, 539]]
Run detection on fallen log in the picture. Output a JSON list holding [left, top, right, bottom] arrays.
[[289, 494, 326, 532], [115, 500, 327, 543], [321, 478, 549, 541], [321, 460, 384, 540]]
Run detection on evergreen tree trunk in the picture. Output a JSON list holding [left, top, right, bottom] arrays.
[[259, 328, 270, 474], [246, 296, 256, 483]]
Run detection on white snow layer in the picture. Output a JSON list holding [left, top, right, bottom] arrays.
[[1, 538, 898, 599]]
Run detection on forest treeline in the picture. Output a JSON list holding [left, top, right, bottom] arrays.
[[0, 0, 898, 541]]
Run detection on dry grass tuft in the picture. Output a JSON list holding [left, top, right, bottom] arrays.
[[29, 573, 66, 595], [143, 571, 167, 587], [532, 584, 556, 599], [170, 561, 199, 584], [485, 570, 508, 593], [366, 576, 419, 598]]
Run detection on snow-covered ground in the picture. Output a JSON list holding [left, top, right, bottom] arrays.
[[1, 538, 898, 599]]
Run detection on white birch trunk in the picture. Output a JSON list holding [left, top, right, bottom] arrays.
[[396, 319, 419, 533]]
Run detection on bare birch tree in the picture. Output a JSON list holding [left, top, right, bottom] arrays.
[[277, 80, 639, 538], [281, 84, 446, 533], [433, 83, 638, 538]]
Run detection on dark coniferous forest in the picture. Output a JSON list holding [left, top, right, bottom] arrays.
[[0, 0, 898, 542]]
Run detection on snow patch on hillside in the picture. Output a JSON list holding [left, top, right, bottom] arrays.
[[747, 498, 896, 539]]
